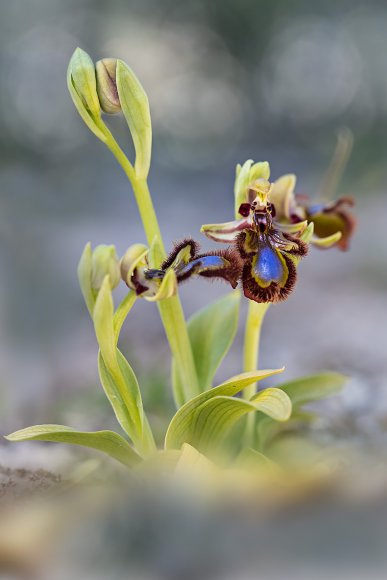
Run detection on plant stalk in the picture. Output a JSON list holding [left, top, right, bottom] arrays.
[[105, 136, 200, 403], [243, 301, 270, 447]]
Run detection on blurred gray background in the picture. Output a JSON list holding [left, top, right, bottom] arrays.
[[0, 0, 386, 449]]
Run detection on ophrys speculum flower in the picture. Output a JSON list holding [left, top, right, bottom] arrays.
[[202, 166, 308, 303]]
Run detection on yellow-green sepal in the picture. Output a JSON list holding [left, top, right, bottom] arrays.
[[311, 231, 342, 248], [234, 160, 270, 218], [269, 174, 296, 220]]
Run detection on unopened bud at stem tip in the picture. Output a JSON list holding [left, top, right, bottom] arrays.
[[91, 244, 121, 290]]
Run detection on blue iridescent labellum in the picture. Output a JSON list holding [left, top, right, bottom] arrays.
[[254, 246, 286, 285]]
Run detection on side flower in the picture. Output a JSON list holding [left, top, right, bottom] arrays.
[[120, 239, 242, 301], [269, 174, 356, 251]]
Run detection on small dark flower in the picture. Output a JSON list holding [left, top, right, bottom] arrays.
[[270, 174, 356, 251], [299, 195, 356, 251]]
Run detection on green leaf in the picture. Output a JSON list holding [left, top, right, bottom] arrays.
[[165, 367, 284, 449], [98, 350, 143, 442], [186, 388, 291, 452], [5, 425, 140, 467], [250, 388, 292, 419], [237, 447, 279, 472], [93, 276, 117, 370], [67, 48, 107, 142], [267, 435, 321, 468], [93, 278, 155, 455], [255, 372, 346, 451], [172, 292, 241, 406], [278, 372, 346, 406], [116, 60, 152, 180]]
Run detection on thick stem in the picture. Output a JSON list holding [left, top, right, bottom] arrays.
[[105, 137, 200, 403], [243, 301, 270, 447]]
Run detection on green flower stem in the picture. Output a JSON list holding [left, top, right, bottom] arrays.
[[243, 301, 270, 447], [104, 135, 200, 403]]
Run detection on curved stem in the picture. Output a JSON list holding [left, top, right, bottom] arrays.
[[105, 136, 200, 403], [243, 301, 270, 447]]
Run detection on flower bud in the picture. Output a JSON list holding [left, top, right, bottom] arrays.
[[91, 245, 121, 290], [95, 58, 121, 114], [68, 48, 101, 119], [67, 48, 108, 142]]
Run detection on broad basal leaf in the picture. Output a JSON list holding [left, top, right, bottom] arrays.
[[97, 351, 142, 439], [278, 372, 346, 406], [185, 388, 291, 452], [165, 368, 284, 449], [5, 425, 140, 467]]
